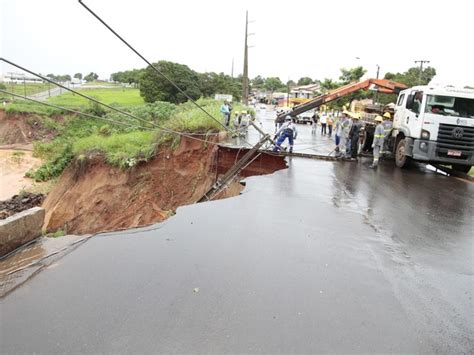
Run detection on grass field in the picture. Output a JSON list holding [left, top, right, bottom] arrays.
[[1, 82, 51, 96], [48, 88, 144, 107]]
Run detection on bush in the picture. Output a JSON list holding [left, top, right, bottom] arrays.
[[84, 99, 107, 117], [27, 144, 74, 181]]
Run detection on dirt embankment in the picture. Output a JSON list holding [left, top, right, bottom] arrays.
[[42, 137, 287, 235], [0, 110, 58, 145]]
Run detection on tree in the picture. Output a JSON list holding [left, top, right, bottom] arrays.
[[320, 78, 338, 92], [339, 66, 367, 85], [297, 77, 313, 86], [139, 60, 201, 104], [384, 66, 436, 87], [84, 72, 99, 82], [264, 77, 284, 92], [110, 69, 144, 85], [251, 75, 265, 89], [198, 72, 241, 101], [74, 73, 82, 80]]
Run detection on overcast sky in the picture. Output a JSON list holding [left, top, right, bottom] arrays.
[[1, 0, 473, 85]]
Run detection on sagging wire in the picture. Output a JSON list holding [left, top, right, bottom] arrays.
[[78, 0, 232, 134], [0, 90, 151, 131], [0, 59, 230, 147]]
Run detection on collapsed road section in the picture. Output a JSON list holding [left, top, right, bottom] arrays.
[[41, 136, 287, 235]]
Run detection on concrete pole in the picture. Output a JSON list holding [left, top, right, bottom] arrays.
[[242, 11, 249, 106]]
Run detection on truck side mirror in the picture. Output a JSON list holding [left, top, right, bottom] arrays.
[[406, 94, 414, 110]]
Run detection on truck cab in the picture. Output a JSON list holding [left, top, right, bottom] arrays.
[[391, 85, 474, 172]]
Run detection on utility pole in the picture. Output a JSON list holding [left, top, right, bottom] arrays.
[[231, 58, 234, 78], [374, 64, 380, 104], [242, 10, 249, 106], [414, 60, 430, 84]]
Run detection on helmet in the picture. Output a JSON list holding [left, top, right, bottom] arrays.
[[235, 111, 240, 114], [383, 112, 392, 119], [285, 115, 292, 121], [350, 112, 361, 120], [375, 115, 383, 122], [241, 110, 247, 114]]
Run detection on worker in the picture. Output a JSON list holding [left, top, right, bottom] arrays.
[[273, 115, 297, 153], [382, 112, 393, 134], [233, 111, 241, 132], [220, 101, 230, 126], [334, 114, 342, 152], [336, 111, 351, 157], [311, 111, 319, 134], [274, 110, 285, 132], [327, 113, 334, 137], [240, 111, 250, 135], [370, 115, 385, 168], [348, 113, 362, 159], [320, 112, 327, 135]]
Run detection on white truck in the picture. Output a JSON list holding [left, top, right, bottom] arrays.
[[389, 85, 474, 173]]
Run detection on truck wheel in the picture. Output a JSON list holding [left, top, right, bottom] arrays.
[[452, 164, 471, 174], [395, 138, 412, 168]]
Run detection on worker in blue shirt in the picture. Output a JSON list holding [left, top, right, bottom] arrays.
[[273, 115, 298, 153]]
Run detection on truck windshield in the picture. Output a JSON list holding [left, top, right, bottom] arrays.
[[425, 95, 474, 118]]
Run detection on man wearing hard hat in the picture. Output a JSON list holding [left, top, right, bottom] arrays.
[[370, 115, 385, 168], [337, 110, 352, 157], [382, 112, 393, 137], [273, 115, 298, 153]]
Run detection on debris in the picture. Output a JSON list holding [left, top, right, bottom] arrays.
[[193, 287, 199, 293], [0, 193, 45, 219]]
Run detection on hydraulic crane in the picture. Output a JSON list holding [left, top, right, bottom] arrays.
[[277, 79, 407, 121]]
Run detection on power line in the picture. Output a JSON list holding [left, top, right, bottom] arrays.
[[0, 89, 228, 148], [0, 57, 158, 130], [0, 89, 150, 130], [77, 0, 230, 133]]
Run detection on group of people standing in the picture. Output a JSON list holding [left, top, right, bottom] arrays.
[[310, 108, 393, 167]]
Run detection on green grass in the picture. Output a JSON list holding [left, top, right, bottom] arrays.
[[48, 88, 143, 107], [22, 97, 255, 180], [44, 229, 66, 238], [73, 131, 156, 168], [81, 81, 120, 87], [2, 100, 64, 115], [1, 82, 51, 96], [469, 167, 474, 176]]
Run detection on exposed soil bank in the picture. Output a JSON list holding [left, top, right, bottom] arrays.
[[42, 138, 286, 235], [0, 110, 57, 145]]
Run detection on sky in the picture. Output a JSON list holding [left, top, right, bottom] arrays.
[[1, 0, 473, 86]]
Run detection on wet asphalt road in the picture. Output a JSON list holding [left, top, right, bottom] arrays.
[[2, 107, 473, 354]]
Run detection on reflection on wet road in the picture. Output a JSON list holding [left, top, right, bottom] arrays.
[[1, 107, 473, 353]]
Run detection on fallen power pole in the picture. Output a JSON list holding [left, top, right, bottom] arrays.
[[198, 134, 272, 202]]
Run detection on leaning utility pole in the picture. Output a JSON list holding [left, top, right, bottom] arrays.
[[242, 11, 249, 105], [414, 60, 430, 84]]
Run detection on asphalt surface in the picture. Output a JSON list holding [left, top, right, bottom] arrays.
[[2, 107, 473, 354]]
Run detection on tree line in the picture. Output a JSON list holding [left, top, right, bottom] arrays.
[[109, 60, 437, 106]]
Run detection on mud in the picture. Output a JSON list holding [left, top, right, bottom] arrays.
[[0, 148, 44, 200], [42, 137, 286, 235], [0, 192, 45, 219]]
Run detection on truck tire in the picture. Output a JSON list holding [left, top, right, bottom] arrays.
[[452, 164, 471, 174], [395, 138, 412, 168]]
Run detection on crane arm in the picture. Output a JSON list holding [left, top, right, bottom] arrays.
[[279, 79, 407, 120]]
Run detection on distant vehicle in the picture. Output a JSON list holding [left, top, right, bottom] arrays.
[[295, 109, 315, 124], [388, 85, 474, 172]]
